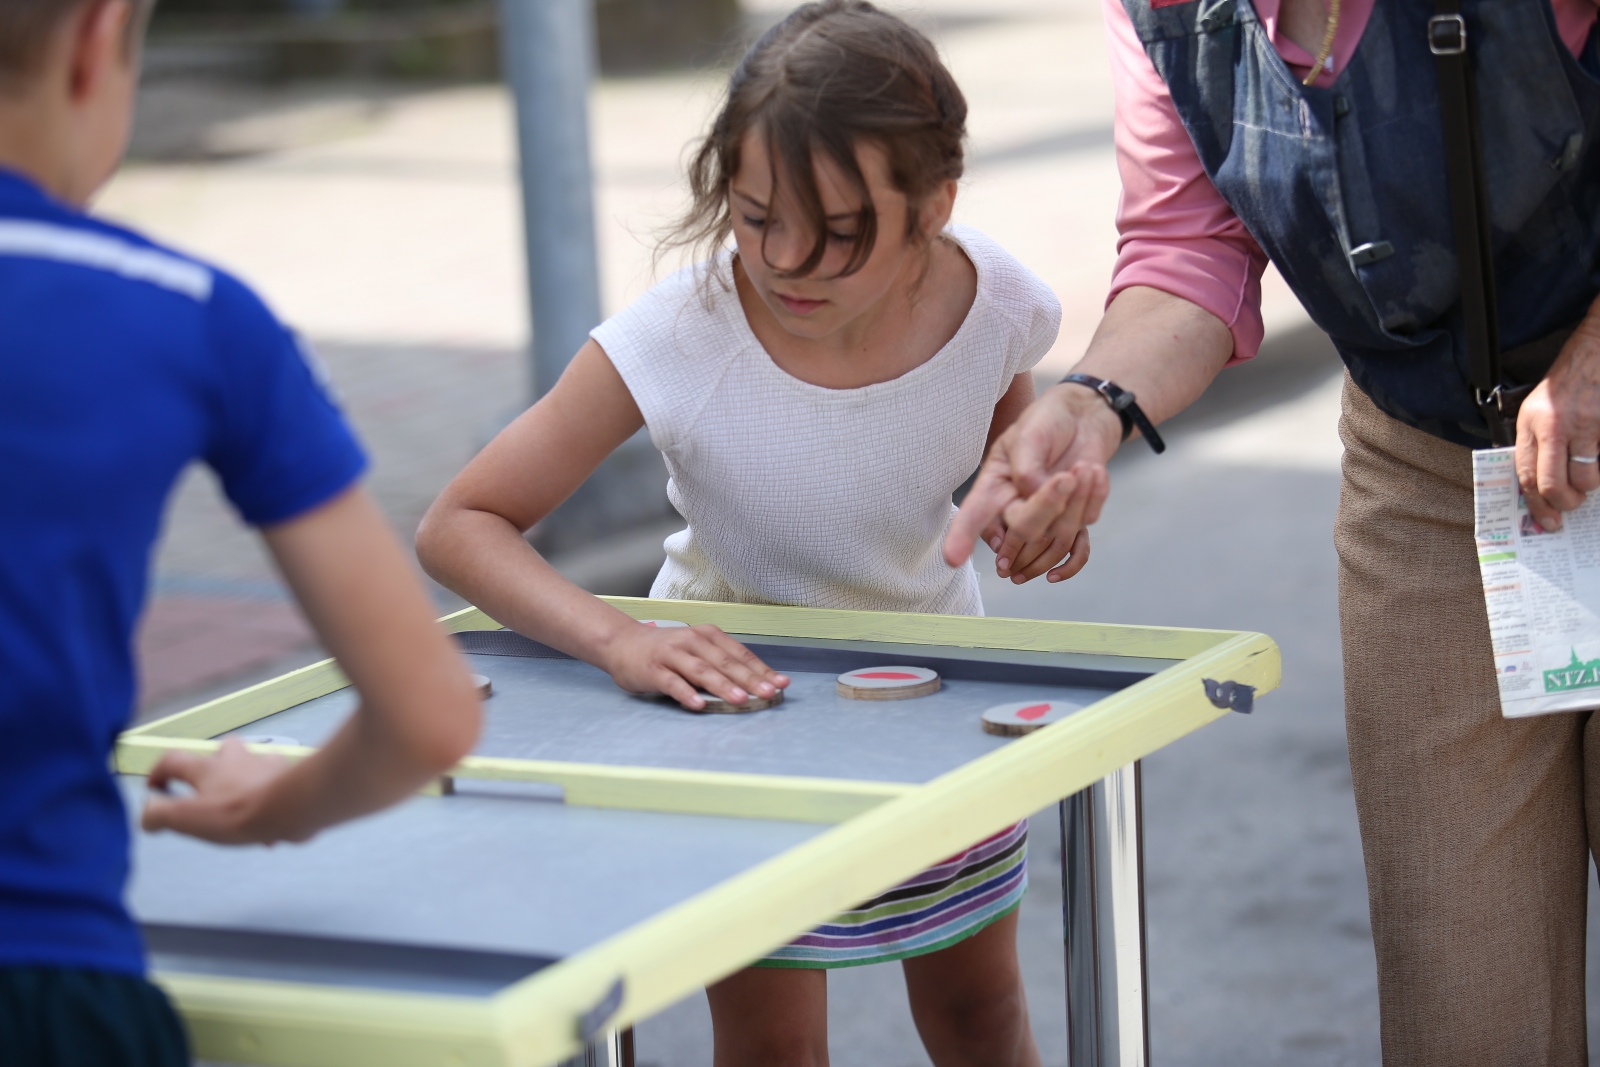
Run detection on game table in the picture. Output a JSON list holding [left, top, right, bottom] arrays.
[[116, 597, 1278, 1067]]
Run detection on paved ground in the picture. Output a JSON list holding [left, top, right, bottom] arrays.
[[101, 0, 1600, 1062]]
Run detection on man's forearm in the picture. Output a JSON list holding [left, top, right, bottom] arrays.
[[1056, 284, 1236, 441], [944, 285, 1239, 570]]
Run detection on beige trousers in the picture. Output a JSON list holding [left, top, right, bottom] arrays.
[[1337, 375, 1600, 1065]]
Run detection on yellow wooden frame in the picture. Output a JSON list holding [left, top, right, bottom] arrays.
[[120, 598, 1279, 1067]]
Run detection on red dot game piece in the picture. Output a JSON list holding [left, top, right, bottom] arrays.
[[980, 700, 1081, 737], [836, 666, 941, 700], [684, 689, 785, 714]]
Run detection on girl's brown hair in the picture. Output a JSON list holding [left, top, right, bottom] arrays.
[[664, 0, 967, 281]]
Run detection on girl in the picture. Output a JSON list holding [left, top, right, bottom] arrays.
[[417, 3, 1081, 1063]]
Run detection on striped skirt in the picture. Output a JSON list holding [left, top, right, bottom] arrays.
[[757, 821, 1029, 968]]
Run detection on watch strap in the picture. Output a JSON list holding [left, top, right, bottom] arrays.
[[1059, 373, 1167, 454]]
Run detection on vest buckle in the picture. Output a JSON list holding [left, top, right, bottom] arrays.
[[1476, 385, 1513, 447], [1476, 384, 1538, 447], [1428, 14, 1467, 55]]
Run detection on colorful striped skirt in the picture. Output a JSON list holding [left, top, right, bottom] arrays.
[[756, 821, 1029, 968]]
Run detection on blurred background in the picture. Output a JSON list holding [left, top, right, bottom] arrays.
[[106, 0, 1600, 1063]]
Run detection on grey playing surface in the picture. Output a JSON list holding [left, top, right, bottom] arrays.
[[147, 635, 1138, 997], [223, 635, 1120, 784], [125, 777, 823, 995]]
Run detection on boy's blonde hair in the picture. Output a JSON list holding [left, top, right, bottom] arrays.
[[0, 0, 151, 93]]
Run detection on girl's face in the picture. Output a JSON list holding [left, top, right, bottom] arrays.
[[728, 129, 950, 341]]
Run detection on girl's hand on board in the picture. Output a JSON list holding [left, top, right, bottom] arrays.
[[603, 623, 790, 711]]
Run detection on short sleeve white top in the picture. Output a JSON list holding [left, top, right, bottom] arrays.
[[591, 224, 1061, 616]]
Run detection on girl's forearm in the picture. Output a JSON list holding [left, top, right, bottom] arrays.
[[416, 505, 640, 672], [415, 339, 653, 673]]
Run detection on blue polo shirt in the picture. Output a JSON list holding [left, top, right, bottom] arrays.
[[0, 169, 366, 976]]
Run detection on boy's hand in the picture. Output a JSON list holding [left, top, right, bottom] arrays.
[[604, 622, 789, 711], [141, 739, 301, 845]]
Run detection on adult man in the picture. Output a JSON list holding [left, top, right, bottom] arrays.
[[946, 0, 1600, 1061]]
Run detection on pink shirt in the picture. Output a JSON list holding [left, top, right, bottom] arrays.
[[1106, 0, 1600, 361]]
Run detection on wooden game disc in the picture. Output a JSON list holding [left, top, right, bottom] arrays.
[[471, 673, 492, 699], [980, 700, 1080, 737], [687, 690, 784, 714], [836, 666, 941, 700], [640, 619, 690, 628]]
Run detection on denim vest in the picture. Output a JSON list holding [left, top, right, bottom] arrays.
[[1121, 0, 1600, 445]]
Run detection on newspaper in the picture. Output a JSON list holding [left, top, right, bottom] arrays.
[[1474, 447, 1600, 717]]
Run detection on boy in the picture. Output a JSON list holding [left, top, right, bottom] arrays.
[[0, 0, 483, 1062]]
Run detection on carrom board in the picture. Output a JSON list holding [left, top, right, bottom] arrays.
[[116, 597, 1279, 1067]]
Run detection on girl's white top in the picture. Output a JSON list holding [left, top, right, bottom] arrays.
[[591, 225, 1061, 616]]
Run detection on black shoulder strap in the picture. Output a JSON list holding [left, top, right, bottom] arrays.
[[1431, 0, 1520, 445]]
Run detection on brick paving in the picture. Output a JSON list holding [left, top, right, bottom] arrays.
[[136, 597, 314, 709]]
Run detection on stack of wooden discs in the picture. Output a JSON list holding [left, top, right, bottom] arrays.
[[836, 666, 941, 700], [687, 690, 784, 714]]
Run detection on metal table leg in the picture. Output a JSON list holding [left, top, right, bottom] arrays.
[[1061, 761, 1150, 1067], [568, 773, 1148, 1067], [559, 1027, 633, 1067]]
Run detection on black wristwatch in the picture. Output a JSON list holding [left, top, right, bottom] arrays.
[[1059, 373, 1167, 454]]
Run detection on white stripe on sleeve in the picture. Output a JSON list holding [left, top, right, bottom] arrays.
[[0, 219, 212, 301]]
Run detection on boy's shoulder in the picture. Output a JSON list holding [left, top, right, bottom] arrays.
[[0, 173, 273, 333]]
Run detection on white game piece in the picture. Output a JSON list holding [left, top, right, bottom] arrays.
[[237, 734, 300, 747], [980, 700, 1081, 737], [640, 619, 690, 628], [686, 690, 784, 714], [836, 666, 941, 700], [471, 673, 492, 699]]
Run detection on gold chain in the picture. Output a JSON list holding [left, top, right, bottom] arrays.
[[1302, 0, 1342, 85]]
